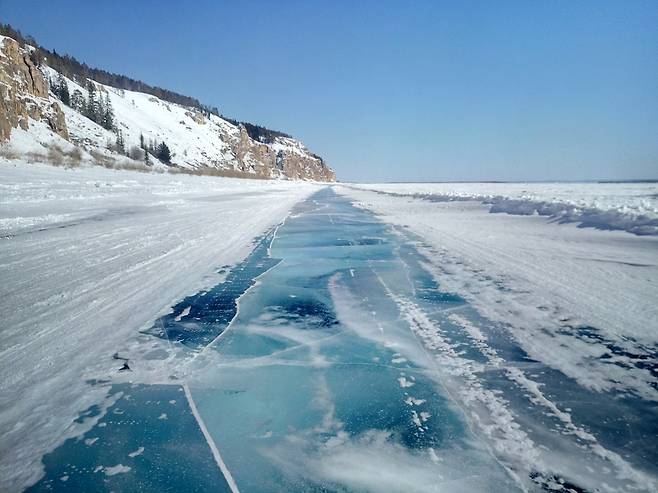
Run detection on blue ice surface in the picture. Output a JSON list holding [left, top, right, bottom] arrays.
[[26, 383, 232, 493], [394, 226, 658, 487], [143, 230, 280, 349], [189, 188, 520, 492]]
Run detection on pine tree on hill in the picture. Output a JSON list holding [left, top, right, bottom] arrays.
[[56, 74, 70, 106], [115, 129, 125, 154], [84, 81, 98, 122], [97, 95, 106, 126], [70, 89, 84, 112], [101, 93, 114, 130], [29, 48, 44, 67], [156, 142, 171, 164]]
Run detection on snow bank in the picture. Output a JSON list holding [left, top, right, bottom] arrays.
[[350, 182, 658, 235]]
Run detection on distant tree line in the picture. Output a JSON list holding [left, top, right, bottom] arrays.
[[1, 23, 294, 144]]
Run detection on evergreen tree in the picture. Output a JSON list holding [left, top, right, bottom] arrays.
[[144, 148, 150, 165], [70, 89, 84, 112], [101, 93, 114, 130], [48, 75, 56, 96], [115, 129, 125, 154], [156, 141, 171, 164], [29, 48, 44, 67], [97, 95, 106, 125], [85, 80, 97, 122], [139, 133, 145, 150], [56, 74, 70, 105]]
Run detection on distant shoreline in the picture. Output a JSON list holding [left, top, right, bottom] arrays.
[[349, 179, 658, 184]]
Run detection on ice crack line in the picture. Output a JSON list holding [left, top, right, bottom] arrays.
[[183, 383, 240, 493]]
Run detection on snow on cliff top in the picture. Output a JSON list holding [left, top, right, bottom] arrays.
[[269, 136, 319, 159]]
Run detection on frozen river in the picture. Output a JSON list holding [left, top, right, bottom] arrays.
[[28, 188, 657, 492]]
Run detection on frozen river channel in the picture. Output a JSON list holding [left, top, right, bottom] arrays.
[[29, 188, 657, 492]]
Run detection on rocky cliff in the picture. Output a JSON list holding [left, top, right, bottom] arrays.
[[0, 36, 68, 142], [0, 34, 335, 181]]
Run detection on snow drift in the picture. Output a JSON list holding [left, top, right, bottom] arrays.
[[350, 182, 658, 235]]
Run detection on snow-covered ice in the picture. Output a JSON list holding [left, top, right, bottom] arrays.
[[185, 187, 657, 491], [3, 170, 658, 492], [336, 184, 658, 401], [0, 160, 318, 490]]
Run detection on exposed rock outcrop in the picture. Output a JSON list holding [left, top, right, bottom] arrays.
[[227, 125, 335, 181], [0, 36, 68, 141], [44, 101, 69, 140], [269, 136, 336, 181], [232, 124, 277, 176], [279, 150, 336, 181]]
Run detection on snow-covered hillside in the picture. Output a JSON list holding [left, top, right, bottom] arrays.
[[0, 34, 335, 181]]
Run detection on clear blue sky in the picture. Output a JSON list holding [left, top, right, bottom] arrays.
[[1, 0, 656, 181]]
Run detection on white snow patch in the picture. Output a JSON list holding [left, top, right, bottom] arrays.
[[348, 182, 658, 235], [128, 446, 144, 458], [174, 306, 191, 322], [398, 377, 415, 388], [103, 464, 131, 476]]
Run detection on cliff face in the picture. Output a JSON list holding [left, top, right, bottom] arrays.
[[0, 36, 68, 141], [230, 126, 336, 181], [233, 124, 277, 177], [271, 137, 336, 181], [0, 35, 334, 181]]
